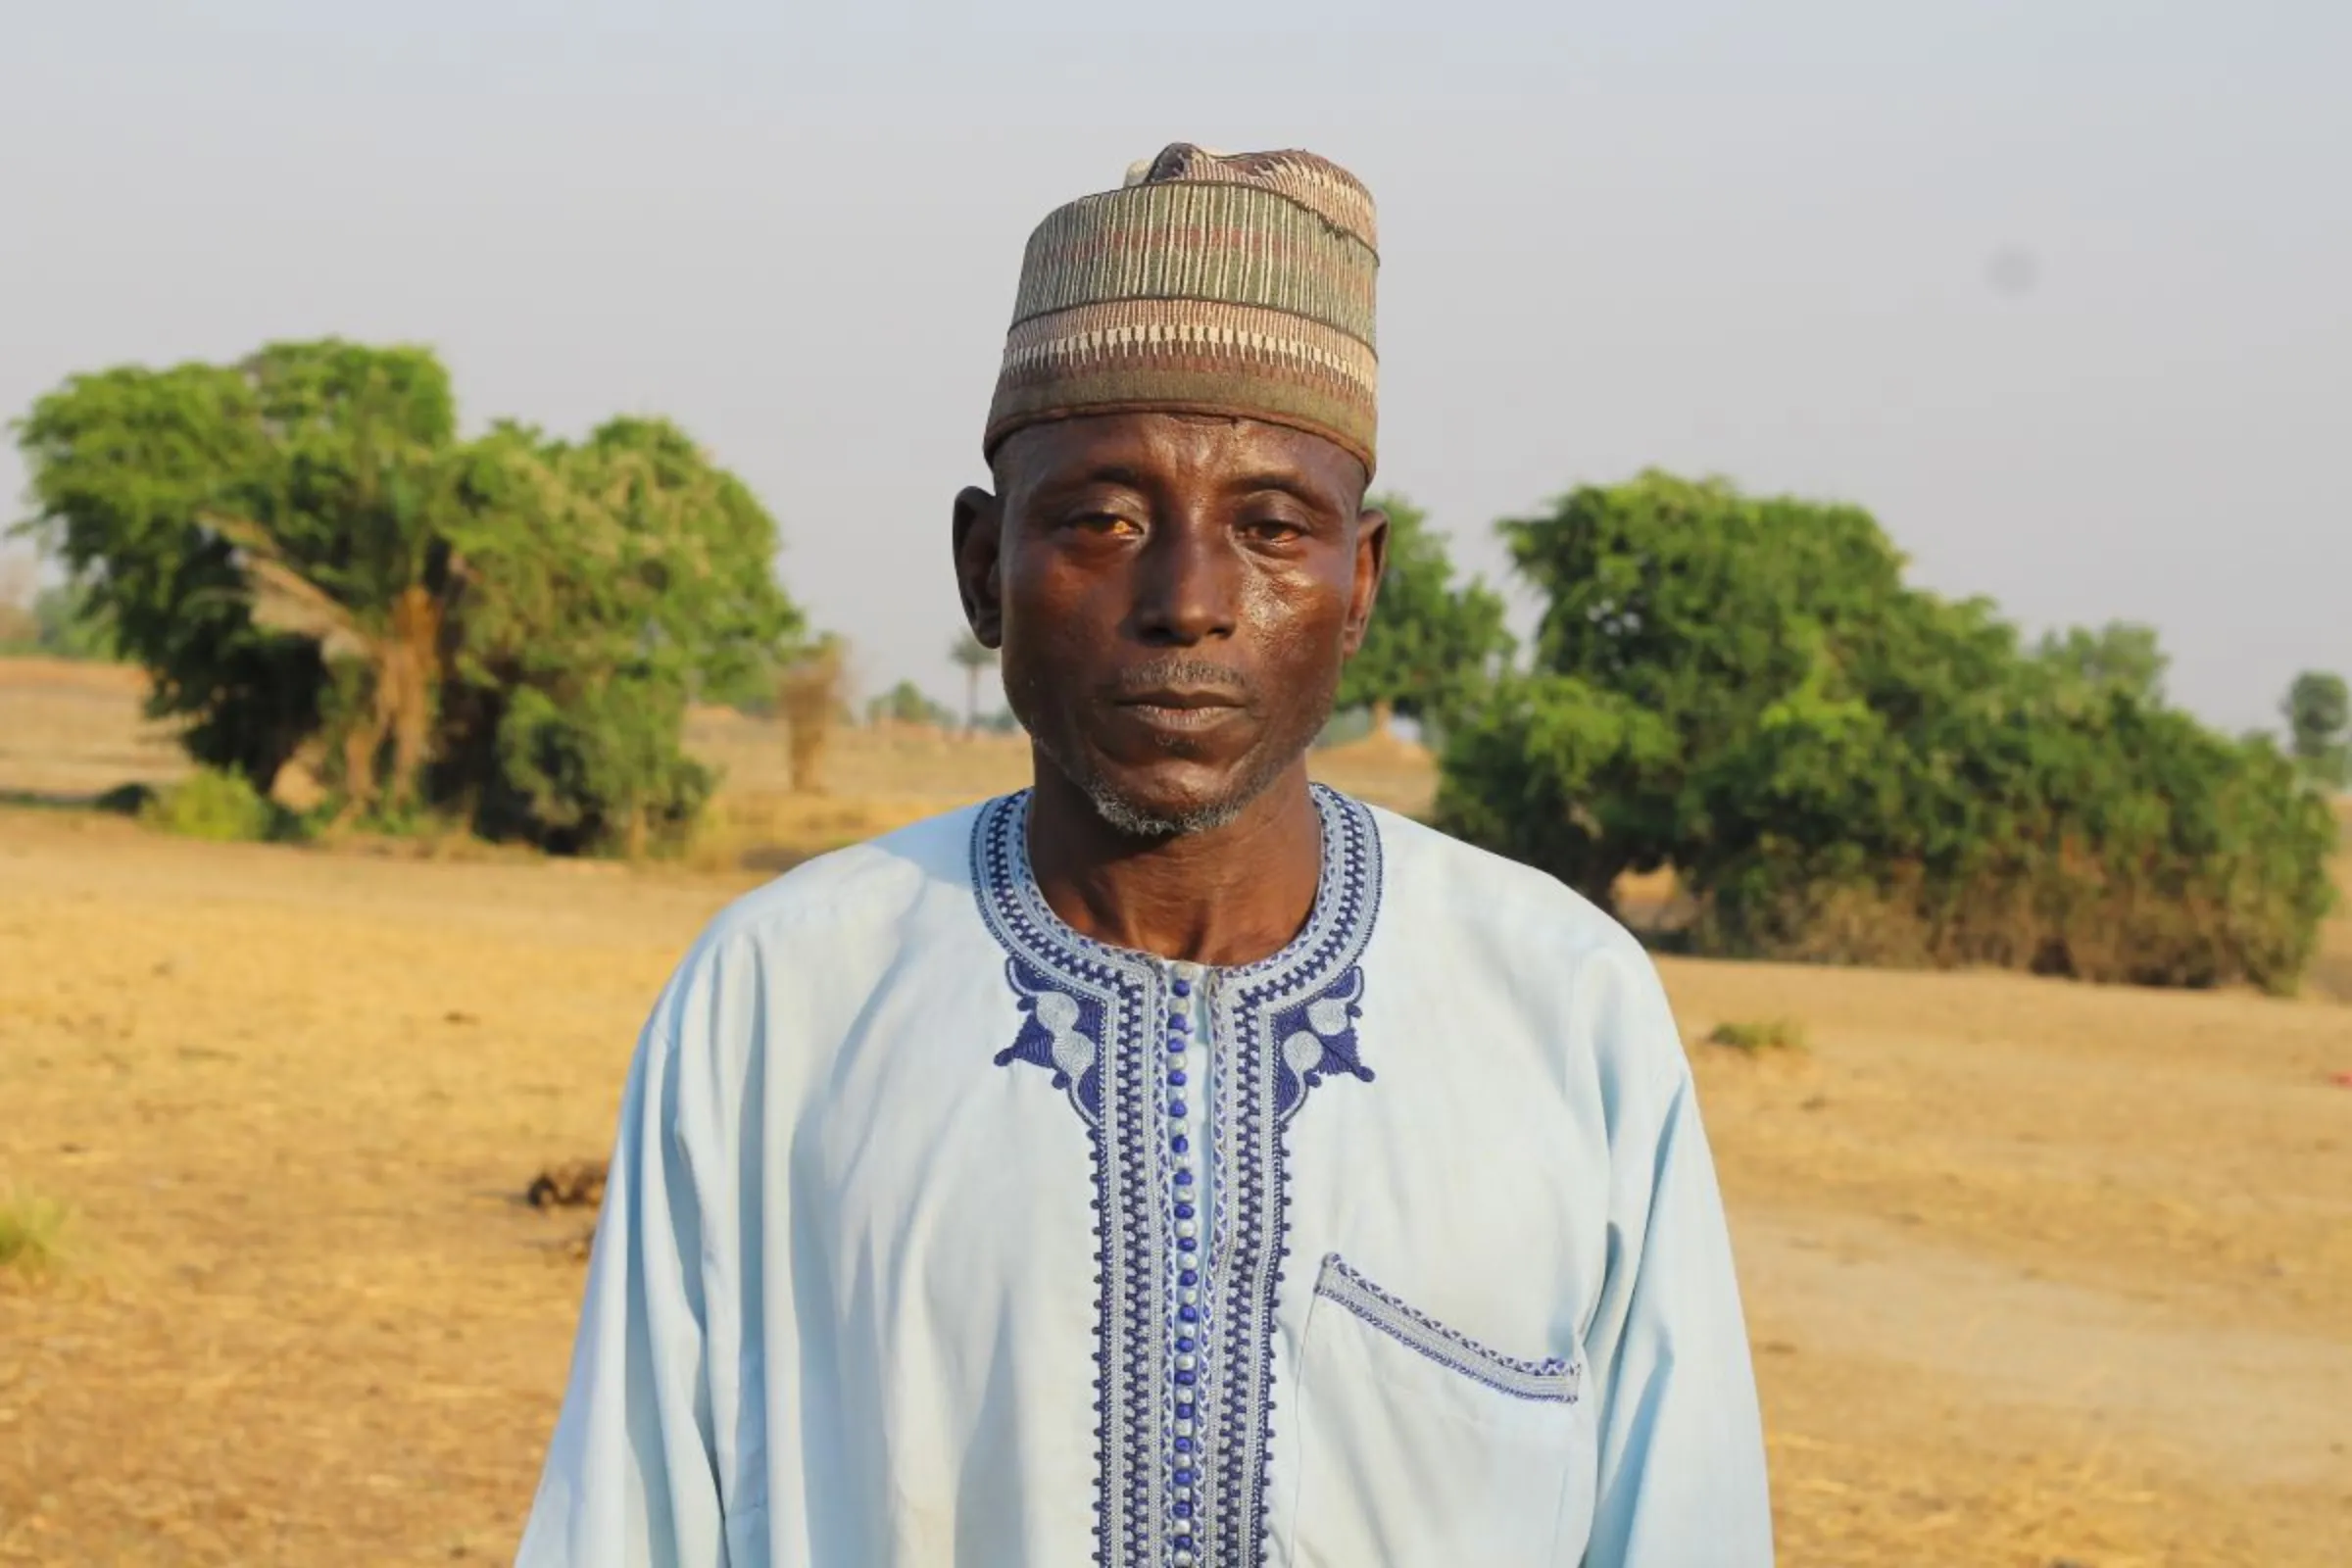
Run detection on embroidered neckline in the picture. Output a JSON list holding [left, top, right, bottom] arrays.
[[992, 784, 1363, 988], [971, 785, 1385, 1568]]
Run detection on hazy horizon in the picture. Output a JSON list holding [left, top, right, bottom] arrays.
[[4, 3, 2345, 734]]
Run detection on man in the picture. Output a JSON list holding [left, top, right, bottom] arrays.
[[517, 144, 1772, 1566]]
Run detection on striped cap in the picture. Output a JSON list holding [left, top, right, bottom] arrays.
[[984, 143, 1380, 475]]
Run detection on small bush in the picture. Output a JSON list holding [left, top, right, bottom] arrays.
[[1707, 1017, 1808, 1054], [0, 1189, 72, 1281], [139, 765, 284, 843]]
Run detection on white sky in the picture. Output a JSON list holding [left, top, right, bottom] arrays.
[[3, 2, 2345, 730]]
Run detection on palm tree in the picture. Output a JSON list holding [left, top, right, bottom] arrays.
[[207, 412, 466, 821], [949, 629, 1000, 734]]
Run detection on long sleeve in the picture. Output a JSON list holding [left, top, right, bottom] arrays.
[[515, 1022, 726, 1568], [1576, 957, 1774, 1566]]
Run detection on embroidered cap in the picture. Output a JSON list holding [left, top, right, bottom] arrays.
[[983, 142, 1381, 476]]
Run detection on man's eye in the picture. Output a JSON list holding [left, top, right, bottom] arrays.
[[1070, 513, 1141, 536], [1245, 517, 1306, 542]]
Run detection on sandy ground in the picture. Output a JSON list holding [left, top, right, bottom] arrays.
[[3, 665, 2350, 1565]]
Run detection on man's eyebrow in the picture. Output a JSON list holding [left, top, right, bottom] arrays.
[[1225, 471, 1340, 510], [1084, 464, 1152, 490], [1026, 465, 1339, 509], [1031, 464, 1151, 499]]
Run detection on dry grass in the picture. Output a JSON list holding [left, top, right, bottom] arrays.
[[2309, 798, 2352, 1003], [3, 660, 2350, 1565]]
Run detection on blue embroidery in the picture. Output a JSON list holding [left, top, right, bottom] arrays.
[[971, 785, 1384, 1567], [1313, 1252, 1582, 1404], [1205, 791, 1381, 1564], [996, 955, 1108, 1120], [1269, 966, 1371, 1119]]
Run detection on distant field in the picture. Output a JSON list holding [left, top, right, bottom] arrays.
[[3, 658, 2350, 1566], [0, 657, 1441, 843]]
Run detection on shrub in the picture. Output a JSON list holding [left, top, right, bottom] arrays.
[[1706, 1018, 1807, 1054], [1440, 472, 2339, 993], [140, 765, 283, 842], [0, 1189, 72, 1281]]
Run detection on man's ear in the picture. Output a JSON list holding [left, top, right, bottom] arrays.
[[953, 485, 1005, 649], [1341, 503, 1389, 658]]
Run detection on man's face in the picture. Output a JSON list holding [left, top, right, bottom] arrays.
[[955, 413, 1387, 839]]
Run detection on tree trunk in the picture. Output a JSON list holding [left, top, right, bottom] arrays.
[[338, 717, 379, 822], [965, 667, 980, 737], [1370, 697, 1396, 737], [383, 587, 443, 810]]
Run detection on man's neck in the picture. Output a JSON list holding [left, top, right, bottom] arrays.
[[1025, 761, 1324, 969]]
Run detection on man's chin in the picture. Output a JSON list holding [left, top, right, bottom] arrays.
[[1063, 756, 1270, 841]]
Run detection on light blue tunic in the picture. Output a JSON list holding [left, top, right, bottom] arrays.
[[516, 789, 1773, 1566]]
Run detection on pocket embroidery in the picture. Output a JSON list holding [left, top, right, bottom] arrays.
[[1312, 1253, 1581, 1405]]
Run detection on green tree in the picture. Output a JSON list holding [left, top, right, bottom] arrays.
[[1336, 495, 1511, 738], [13, 343, 455, 785], [12, 340, 801, 852], [1, 553, 122, 659], [1483, 471, 1920, 900], [32, 579, 119, 660], [949, 629, 1000, 732], [2283, 670, 2350, 789], [1438, 471, 2336, 991], [2035, 620, 2167, 703], [866, 679, 956, 729], [431, 416, 803, 850], [1435, 674, 1674, 908]]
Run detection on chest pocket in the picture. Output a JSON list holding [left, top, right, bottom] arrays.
[[1285, 1252, 1591, 1568]]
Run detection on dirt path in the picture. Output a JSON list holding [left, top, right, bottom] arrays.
[[1741, 1205, 2352, 1492], [3, 808, 2349, 1565]]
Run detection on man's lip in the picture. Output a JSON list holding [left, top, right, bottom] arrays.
[[1116, 690, 1245, 710]]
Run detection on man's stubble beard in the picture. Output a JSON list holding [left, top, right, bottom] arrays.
[[1012, 666, 1337, 843], [1062, 739, 1288, 841]]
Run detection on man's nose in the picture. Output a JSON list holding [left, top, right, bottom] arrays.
[[1130, 517, 1238, 645]]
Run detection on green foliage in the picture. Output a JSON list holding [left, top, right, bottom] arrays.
[[1706, 1017, 1808, 1054], [866, 679, 957, 729], [0, 1188, 73, 1282], [12, 342, 803, 855], [485, 682, 712, 856], [139, 765, 286, 843], [1439, 471, 2337, 992], [29, 579, 120, 659], [1336, 496, 1511, 731], [2283, 671, 2349, 789], [1435, 674, 1674, 903], [2034, 621, 2167, 704], [434, 416, 802, 851], [11, 341, 454, 782]]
